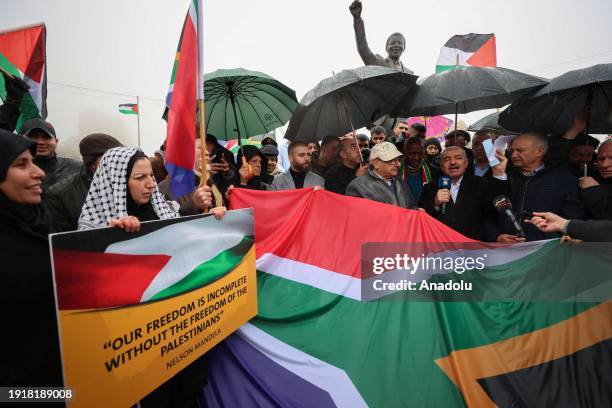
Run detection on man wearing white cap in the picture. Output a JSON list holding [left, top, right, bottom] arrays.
[[346, 141, 417, 209]]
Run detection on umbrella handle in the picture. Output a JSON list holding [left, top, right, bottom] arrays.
[[340, 92, 366, 164]]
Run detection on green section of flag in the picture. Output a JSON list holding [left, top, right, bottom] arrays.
[[435, 65, 461, 73], [118, 103, 138, 115], [0, 51, 42, 130], [253, 271, 598, 407], [149, 236, 254, 301]]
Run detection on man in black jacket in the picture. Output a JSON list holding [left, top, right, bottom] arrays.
[[578, 139, 612, 220], [494, 132, 584, 242], [21, 118, 81, 192], [325, 138, 367, 195], [45, 133, 123, 232], [419, 146, 509, 241]]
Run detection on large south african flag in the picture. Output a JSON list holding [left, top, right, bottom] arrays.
[[201, 188, 612, 407]]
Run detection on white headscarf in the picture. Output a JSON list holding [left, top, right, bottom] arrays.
[[78, 147, 178, 230]]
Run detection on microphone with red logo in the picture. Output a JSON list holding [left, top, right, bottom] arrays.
[[493, 195, 525, 237], [438, 176, 451, 215]]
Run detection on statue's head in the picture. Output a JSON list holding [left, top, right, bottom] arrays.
[[386, 32, 405, 60]]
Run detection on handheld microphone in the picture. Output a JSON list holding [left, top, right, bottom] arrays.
[[438, 176, 451, 215], [493, 195, 525, 237]]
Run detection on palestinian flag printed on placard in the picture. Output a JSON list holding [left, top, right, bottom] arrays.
[[118, 103, 138, 115], [0, 23, 47, 129], [436, 33, 496, 73], [200, 188, 612, 407], [51, 210, 254, 310]]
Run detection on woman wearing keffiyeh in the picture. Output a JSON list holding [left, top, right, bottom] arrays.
[[78, 147, 182, 231], [401, 137, 439, 202]]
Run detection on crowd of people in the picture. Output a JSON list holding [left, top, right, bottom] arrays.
[[1, 66, 612, 406]]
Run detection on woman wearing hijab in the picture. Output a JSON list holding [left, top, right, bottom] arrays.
[[0, 130, 63, 387], [77, 146, 217, 407], [78, 147, 179, 230], [423, 138, 442, 166], [232, 145, 272, 190]]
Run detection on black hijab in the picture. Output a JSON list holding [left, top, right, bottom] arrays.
[[236, 145, 273, 188], [0, 130, 51, 239]]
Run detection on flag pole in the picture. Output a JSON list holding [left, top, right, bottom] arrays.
[[196, 0, 208, 188], [199, 100, 208, 186], [136, 95, 141, 148], [454, 55, 459, 134], [340, 91, 365, 163]]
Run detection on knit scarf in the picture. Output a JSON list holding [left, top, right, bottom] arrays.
[[403, 159, 433, 185]]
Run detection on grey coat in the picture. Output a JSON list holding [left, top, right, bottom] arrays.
[[268, 170, 325, 191], [346, 166, 417, 209]]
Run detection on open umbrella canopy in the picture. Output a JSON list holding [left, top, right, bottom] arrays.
[[202, 68, 298, 140], [392, 66, 548, 117], [285, 66, 417, 141], [468, 111, 518, 134], [407, 116, 454, 139], [499, 64, 612, 134]]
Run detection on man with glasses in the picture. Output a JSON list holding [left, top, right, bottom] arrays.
[[356, 134, 370, 150], [346, 142, 417, 209]]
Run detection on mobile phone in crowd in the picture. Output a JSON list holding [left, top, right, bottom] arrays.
[[212, 148, 224, 164]]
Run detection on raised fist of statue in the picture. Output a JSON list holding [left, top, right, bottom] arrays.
[[349, 0, 362, 18]]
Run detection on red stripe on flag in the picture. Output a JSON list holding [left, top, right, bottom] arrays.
[[166, 14, 197, 170], [230, 189, 472, 278], [0, 24, 45, 82], [53, 250, 170, 310], [467, 36, 497, 67]]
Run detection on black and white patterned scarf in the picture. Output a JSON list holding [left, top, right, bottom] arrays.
[[78, 147, 178, 230]]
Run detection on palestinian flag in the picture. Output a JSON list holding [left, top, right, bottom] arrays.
[[0, 23, 47, 129], [201, 188, 612, 407], [51, 210, 254, 310], [165, 0, 204, 199], [221, 138, 262, 156], [436, 33, 496, 73], [118, 103, 138, 115], [50, 209, 257, 407]]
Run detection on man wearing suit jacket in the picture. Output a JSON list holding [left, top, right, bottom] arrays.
[[269, 141, 325, 191], [419, 146, 509, 241]]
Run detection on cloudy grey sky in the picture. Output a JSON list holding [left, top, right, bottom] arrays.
[[1, 0, 611, 156]]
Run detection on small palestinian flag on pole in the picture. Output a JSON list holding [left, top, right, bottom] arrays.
[[436, 33, 496, 73], [0, 23, 47, 129], [118, 103, 138, 115]]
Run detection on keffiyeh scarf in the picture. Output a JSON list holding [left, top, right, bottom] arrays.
[[78, 147, 178, 230]]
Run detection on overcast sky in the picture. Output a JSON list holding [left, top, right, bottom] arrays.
[[1, 0, 611, 156]]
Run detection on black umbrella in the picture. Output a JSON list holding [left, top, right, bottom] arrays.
[[392, 66, 548, 130], [498, 64, 612, 135], [285, 66, 418, 141], [467, 111, 518, 134]]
